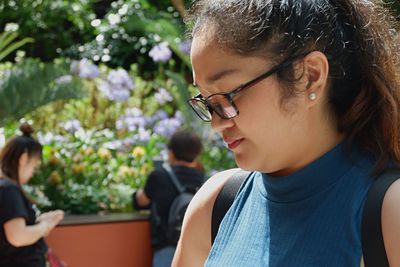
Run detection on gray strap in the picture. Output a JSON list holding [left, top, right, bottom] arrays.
[[162, 162, 185, 194]]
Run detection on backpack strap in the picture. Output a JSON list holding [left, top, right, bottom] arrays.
[[211, 169, 250, 244], [362, 167, 400, 267], [162, 162, 185, 194]]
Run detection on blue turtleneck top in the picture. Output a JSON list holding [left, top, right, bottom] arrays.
[[206, 142, 376, 266]]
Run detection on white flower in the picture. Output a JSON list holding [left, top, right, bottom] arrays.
[[4, 23, 19, 32], [108, 14, 121, 25]]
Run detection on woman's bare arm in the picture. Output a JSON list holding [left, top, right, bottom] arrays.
[[381, 179, 400, 267], [4, 210, 64, 247], [172, 168, 240, 267]]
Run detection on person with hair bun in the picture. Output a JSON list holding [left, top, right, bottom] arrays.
[[0, 123, 64, 267], [173, 0, 400, 266]]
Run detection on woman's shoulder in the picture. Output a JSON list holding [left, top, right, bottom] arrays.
[[381, 178, 400, 266], [190, 168, 243, 209], [173, 168, 242, 266]]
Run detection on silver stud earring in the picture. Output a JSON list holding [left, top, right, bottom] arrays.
[[309, 93, 317, 101]]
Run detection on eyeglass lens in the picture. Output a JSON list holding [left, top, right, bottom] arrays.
[[208, 95, 237, 118], [189, 99, 212, 121], [190, 95, 238, 121]]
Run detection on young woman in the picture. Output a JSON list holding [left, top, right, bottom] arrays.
[[173, 0, 400, 266], [0, 123, 64, 267]]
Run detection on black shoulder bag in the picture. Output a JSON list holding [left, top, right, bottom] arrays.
[[211, 168, 400, 267]]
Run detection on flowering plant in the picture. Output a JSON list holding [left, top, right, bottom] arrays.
[[0, 0, 236, 214], [9, 59, 236, 214]]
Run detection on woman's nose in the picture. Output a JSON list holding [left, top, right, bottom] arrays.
[[211, 113, 235, 132]]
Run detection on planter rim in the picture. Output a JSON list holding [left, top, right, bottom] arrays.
[[58, 212, 149, 226]]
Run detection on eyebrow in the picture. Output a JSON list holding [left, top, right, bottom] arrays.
[[194, 68, 240, 88]]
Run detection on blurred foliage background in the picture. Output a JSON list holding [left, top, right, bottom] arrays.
[[0, 0, 236, 214]]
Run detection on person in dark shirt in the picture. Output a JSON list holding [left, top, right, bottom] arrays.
[[133, 129, 205, 267], [0, 123, 64, 267]]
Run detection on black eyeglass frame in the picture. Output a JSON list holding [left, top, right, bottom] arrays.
[[187, 54, 306, 122]]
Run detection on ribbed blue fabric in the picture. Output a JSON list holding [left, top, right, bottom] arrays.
[[205, 142, 376, 267]]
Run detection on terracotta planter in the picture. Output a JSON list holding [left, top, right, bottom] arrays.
[[45, 213, 152, 267]]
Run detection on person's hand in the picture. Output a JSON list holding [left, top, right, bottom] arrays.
[[37, 210, 64, 236], [36, 210, 64, 223]]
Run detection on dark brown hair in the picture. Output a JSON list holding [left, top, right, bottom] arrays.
[[168, 129, 203, 162], [0, 123, 42, 184], [188, 0, 400, 173]]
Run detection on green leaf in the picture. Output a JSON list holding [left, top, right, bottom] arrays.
[[0, 37, 33, 62], [0, 59, 86, 126], [165, 70, 198, 127], [0, 32, 18, 52]]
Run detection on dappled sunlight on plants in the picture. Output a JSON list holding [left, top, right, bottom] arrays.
[[0, 1, 239, 215], [0, 58, 235, 215]]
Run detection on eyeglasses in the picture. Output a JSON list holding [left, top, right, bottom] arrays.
[[187, 55, 303, 122]]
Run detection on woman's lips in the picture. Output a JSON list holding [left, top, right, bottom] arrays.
[[224, 138, 243, 150]]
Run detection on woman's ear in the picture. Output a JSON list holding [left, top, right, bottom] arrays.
[[302, 51, 330, 105]]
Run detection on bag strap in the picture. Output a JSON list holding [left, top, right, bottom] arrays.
[[362, 167, 400, 267], [211, 169, 250, 244], [162, 162, 185, 194]]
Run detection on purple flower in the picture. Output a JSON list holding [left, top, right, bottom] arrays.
[[70, 58, 99, 79], [98, 69, 134, 102], [153, 117, 182, 137], [154, 88, 173, 105], [63, 119, 82, 134], [179, 40, 192, 55], [152, 110, 169, 122], [106, 69, 134, 90], [116, 119, 125, 130], [125, 117, 147, 131], [149, 42, 172, 63], [116, 108, 149, 132], [121, 137, 137, 146], [99, 84, 130, 102], [136, 128, 151, 142]]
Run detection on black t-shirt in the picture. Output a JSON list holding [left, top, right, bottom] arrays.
[[144, 165, 205, 250], [0, 179, 47, 267]]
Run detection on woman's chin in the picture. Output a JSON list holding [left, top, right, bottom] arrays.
[[234, 154, 256, 171]]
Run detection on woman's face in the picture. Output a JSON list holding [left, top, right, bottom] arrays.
[[191, 35, 317, 175], [19, 153, 40, 184]]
